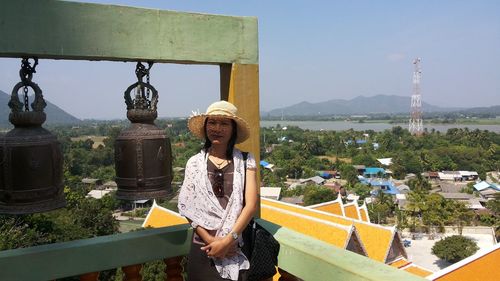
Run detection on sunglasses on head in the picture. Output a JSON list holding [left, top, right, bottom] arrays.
[[213, 169, 224, 197]]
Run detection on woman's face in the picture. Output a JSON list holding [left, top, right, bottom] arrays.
[[206, 117, 233, 146]]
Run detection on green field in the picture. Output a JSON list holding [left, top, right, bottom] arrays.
[[70, 135, 107, 148], [119, 220, 145, 233]]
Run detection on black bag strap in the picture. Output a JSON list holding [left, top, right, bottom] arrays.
[[242, 152, 257, 230], [242, 152, 248, 206]]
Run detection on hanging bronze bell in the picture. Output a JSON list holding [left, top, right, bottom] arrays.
[[115, 63, 173, 200], [0, 59, 65, 214]]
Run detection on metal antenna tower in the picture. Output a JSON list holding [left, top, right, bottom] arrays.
[[409, 58, 423, 136]]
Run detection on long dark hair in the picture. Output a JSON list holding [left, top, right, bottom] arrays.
[[203, 118, 238, 159]]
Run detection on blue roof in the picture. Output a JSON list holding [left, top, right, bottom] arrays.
[[367, 180, 400, 195], [475, 181, 500, 191], [356, 139, 367, 144], [318, 171, 332, 179], [260, 160, 270, 167], [474, 181, 491, 191], [364, 167, 385, 175]]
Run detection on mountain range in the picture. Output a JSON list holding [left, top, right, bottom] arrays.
[[0, 90, 80, 127], [0, 90, 498, 124], [263, 95, 499, 116]]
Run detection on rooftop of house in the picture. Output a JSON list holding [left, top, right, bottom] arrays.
[[260, 187, 282, 200], [437, 192, 474, 200], [299, 176, 326, 185], [364, 167, 386, 175], [474, 181, 500, 191]]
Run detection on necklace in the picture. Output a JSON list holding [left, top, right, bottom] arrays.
[[210, 155, 229, 169]]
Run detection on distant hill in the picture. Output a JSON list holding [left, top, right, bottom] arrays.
[[0, 90, 81, 127], [263, 95, 462, 116], [459, 105, 500, 115]]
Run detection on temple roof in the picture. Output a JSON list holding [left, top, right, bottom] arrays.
[[142, 201, 188, 228], [427, 243, 500, 281], [262, 198, 400, 263]]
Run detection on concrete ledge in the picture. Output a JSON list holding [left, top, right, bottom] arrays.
[[0, 0, 258, 64]]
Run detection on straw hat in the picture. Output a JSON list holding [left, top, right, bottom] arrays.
[[188, 101, 250, 144]]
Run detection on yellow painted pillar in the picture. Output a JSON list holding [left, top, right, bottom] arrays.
[[220, 63, 261, 216]]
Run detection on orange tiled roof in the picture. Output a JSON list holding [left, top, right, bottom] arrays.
[[262, 198, 397, 263], [427, 244, 500, 281], [309, 194, 371, 223], [389, 257, 411, 269], [358, 202, 370, 222], [311, 201, 345, 216], [262, 204, 358, 251], [142, 201, 188, 228], [309, 194, 345, 216], [402, 265, 433, 277], [344, 202, 360, 220]]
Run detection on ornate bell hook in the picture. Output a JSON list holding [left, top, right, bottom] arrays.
[[0, 58, 66, 214], [115, 62, 173, 200]]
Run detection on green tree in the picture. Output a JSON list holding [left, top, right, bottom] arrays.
[[395, 209, 410, 231], [405, 191, 428, 232], [303, 185, 336, 206], [139, 260, 166, 281], [369, 201, 391, 224], [487, 193, 500, 214], [461, 182, 475, 194], [407, 174, 431, 191], [483, 194, 500, 240], [350, 183, 371, 201], [368, 191, 394, 224], [339, 163, 358, 187], [391, 151, 423, 179], [422, 193, 446, 229], [72, 198, 119, 237], [0, 188, 119, 251], [450, 201, 474, 235], [351, 152, 377, 167], [260, 168, 285, 188], [0, 215, 51, 250], [432, 235, 479, 263]]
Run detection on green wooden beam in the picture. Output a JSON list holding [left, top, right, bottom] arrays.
[[0, 0, 258, 64], [0, 220, 429, 281], [257, 219, 427, 281], [0, 224, 192, 281]]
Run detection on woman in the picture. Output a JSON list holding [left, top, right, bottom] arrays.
[[178, 101, 258, 281]]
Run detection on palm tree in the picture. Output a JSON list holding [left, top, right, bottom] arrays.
[[406, 191, 428, 233]]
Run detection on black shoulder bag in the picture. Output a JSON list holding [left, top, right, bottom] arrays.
[[241, 152, 280, 281]]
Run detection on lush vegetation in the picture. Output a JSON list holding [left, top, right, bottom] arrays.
[[260, 125, 499, 236], [0, 119, 499, 278], [261, 125, 499, 183], [432, 235, 479, 263]]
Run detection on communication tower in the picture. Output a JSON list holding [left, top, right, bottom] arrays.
[[409, 58, 423, 136]]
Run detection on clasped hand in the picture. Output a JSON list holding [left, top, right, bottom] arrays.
[[201, 236, 238, 258]]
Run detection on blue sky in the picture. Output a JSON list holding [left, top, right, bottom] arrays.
[[0, 0, 499, 119]]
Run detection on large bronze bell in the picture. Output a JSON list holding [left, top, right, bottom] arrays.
[[115, 63, 173, 200], [0, 59, 65, 214]]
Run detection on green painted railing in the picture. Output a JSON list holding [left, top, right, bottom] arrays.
[[0, 224, 192, 281], [257, 219, 427, 281], [0, 220, 426, 281]]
